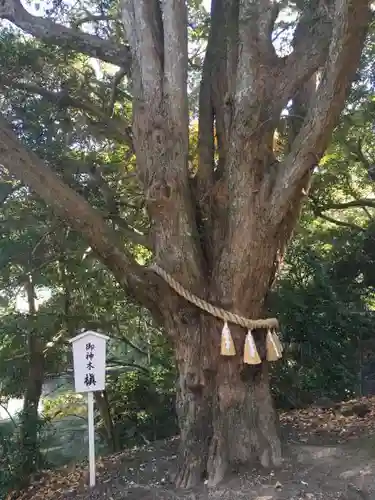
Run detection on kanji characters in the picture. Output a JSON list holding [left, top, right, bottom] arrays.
[[84, 341, 96, 386], [84, 373, 96, 386]]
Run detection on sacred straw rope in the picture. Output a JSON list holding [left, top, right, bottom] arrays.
[[150, 264, 279, 330]]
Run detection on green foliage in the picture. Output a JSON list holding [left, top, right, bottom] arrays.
[[0, 2, 375, 488], [273, 245, 361, 406], [43, 392, 86, 420], [266, 24, 375, 409], [271, 218, 374, 407], [107, 367, 177, 446], [0, 413, 49, 495], [41, 367, 177, 450]]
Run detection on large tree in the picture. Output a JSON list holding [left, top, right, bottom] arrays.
[[0, 0, 371, 488]]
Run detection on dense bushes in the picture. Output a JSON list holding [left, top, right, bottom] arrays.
[[271, 234, 373, 408], [106, 367, 177, 447], [0, 413, 49, 496]]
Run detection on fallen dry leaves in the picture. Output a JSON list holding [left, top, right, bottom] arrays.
[[9, 396, 375, 500], [280, 396, 375, 443], [7, 459, 110, 500]]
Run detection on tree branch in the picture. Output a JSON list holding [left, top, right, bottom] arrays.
[[272, 0, 370, 222], [0, 117, 158, 310], [68, 162, 149, 247], [238, 0, 278, 66], [0, 0, 131, 69], [53, 157, 149, 248], [236, 0, 279, 112], [278, 1, 332, 106], [195, 45, 215, 268], [163, 0, 188, 126], [0, 77, 133, 147], [106, 359, 150, 375], [105, 215, 150, 249], [72, 13, 117, 28], [107, 68, 127, 117], [122, 0, 204, 291], [322, 199, 375, 210], [113, 318, 168, 367], [349, 137, 375, 181], [31, 222, 63, 258], [315, 211, 365, 231], [122, 0, 164, 100], [0, 181, 21, 204]]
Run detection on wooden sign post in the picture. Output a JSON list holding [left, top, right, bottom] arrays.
[[69, 330, 109, 487]]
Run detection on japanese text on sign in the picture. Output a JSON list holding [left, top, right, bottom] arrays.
[[84, 342, 96, 387], [70, 331, 108, 393]]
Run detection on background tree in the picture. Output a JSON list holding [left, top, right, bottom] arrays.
[[0, 54, 173, 484], [0, 0, 371, 488], [272, 35, 375, 407]]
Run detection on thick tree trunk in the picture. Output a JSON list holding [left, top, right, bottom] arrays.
[[171, 308, 281, 488], [0, 0, 369, 492]]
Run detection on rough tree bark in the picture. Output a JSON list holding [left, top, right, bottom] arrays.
[[0, 0, 370, 488], [20, 273, 44, 475]]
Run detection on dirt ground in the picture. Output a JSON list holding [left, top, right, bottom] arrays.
[[10, 397, 375, 500]]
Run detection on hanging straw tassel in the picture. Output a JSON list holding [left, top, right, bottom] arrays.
[[266, 329, 282, 362], [273, 330, 283, 354], [221, 321, 236, 356], [244, 330, 261, 365]]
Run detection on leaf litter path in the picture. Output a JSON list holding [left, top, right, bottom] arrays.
[[10, 397, 375, 500]]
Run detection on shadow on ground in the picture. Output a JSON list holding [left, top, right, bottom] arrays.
[[12, 397, 375, 500], [12, 436, 375, 500]]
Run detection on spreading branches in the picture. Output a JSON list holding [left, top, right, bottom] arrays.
[[122, 0, 164, 100], [320, 199, 375, 210], [238, 0, 278, 69], [0, 77, 133, 147], [53, 158, 150, 248], [122, 0, 202, 286], [272, 0, 371, 221], [163, 0, 189, 126], [278, 1, 332, 106], [0, 0, 131, 69], [195, 51, 215, 263], [0, 117, 157, 310], [107, 217, 150, 248], [350, 137, 375, 180], [236, 0, 279, 111], [309, 190, 375, 231], [312, 209, 366, 232], [72, 13, 117, 29], [108, 68, 128, 117]]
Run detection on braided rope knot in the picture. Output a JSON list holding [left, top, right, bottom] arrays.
[[150, 264, 279, 330]]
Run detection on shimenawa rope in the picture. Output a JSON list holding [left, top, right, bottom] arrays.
[[150, 263, 279, 330]]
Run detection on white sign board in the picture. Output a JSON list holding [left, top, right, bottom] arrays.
[[69, 330, 109, 488], [70, 330, 108, 393]]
